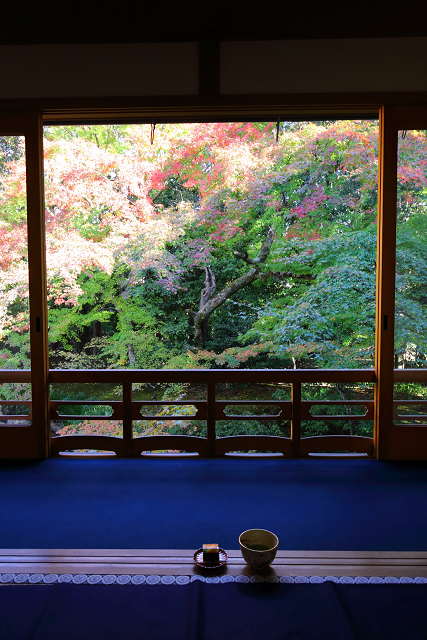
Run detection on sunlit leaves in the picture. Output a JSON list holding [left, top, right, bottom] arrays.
[[2, 122, 427, 376]]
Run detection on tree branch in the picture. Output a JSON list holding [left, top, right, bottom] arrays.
[[190, 227, 313, 347], [199, 266, 216, 310], [232, 227, 275, 265]]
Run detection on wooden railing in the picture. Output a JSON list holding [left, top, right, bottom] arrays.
[[0, 369, 377, 457], [5, 367, 427, 458], [393, 369, 427, 425], [388, 369, 427, 459], [0, 370, 32, 428]]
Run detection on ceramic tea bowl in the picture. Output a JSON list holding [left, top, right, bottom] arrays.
[[239, 528, 279, 569]]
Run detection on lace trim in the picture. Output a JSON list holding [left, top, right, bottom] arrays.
[[1, 573, 426, 585]]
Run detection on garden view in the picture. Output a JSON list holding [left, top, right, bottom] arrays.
[[0, 121, 426, 444]]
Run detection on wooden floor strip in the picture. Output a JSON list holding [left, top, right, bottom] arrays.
[[2, 549, 427, 577]]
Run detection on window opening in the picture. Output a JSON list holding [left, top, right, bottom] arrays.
[[394, 130, 427, 427], [39, 120, 378, 452], [0, 135, 32, 426]]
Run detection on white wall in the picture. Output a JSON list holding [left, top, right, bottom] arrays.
[[0, 38, 427, 99], [221, 39, 427, 94]]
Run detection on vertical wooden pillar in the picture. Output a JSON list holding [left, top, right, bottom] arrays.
[[291, 382, 301, 457], [374, 106, 398, 459], [122, 381, 133, 457], [206, 382, 216, 457], [26, 112, 50, 459]]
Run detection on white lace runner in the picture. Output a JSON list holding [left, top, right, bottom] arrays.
[[1, 573, 426, 585]]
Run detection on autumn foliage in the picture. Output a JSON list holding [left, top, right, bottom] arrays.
[[1, 122, 427, 439]]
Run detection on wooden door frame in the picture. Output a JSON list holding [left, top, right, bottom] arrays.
[[376, 106, 427, 458], [3, 102, 427, 459], [0, 113, 49, 458]]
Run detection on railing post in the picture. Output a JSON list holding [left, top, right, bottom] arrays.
[[291, 382, 301, 457], [207, 382, 216, 457], [122, 382, 133, 457]]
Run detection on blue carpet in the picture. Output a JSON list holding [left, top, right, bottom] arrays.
[[1, 458, 427, 550], [1, 582, 427, 640]]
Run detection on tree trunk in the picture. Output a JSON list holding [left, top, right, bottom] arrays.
[[188, 228, 313, 348], [192, 265, 260, 348], [128, 344, 136, 367]]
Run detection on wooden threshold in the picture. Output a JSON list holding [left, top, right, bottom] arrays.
[[1, 549, 427, 578]]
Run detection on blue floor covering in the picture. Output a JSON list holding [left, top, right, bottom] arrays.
[[2, 582, 427, 640], [1, 458, 427, 550]]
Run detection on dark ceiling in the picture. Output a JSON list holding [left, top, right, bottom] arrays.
[[3, 0, 427, 44]]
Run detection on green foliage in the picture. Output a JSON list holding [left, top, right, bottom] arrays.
[[244, 229, 377, 368], [0, 136, 25, 175], [215, 420, 290, 438], [3, 122, 427, 442], [44, 125, 133, 154]]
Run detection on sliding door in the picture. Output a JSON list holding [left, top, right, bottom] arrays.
[[0, 113, 48, 458], [376, 106, 427, 459]]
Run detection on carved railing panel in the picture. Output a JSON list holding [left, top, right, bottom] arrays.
[[3, 368, 426, 458]]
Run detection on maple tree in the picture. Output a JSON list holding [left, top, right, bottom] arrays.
[[2, 123, 427, 441]]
